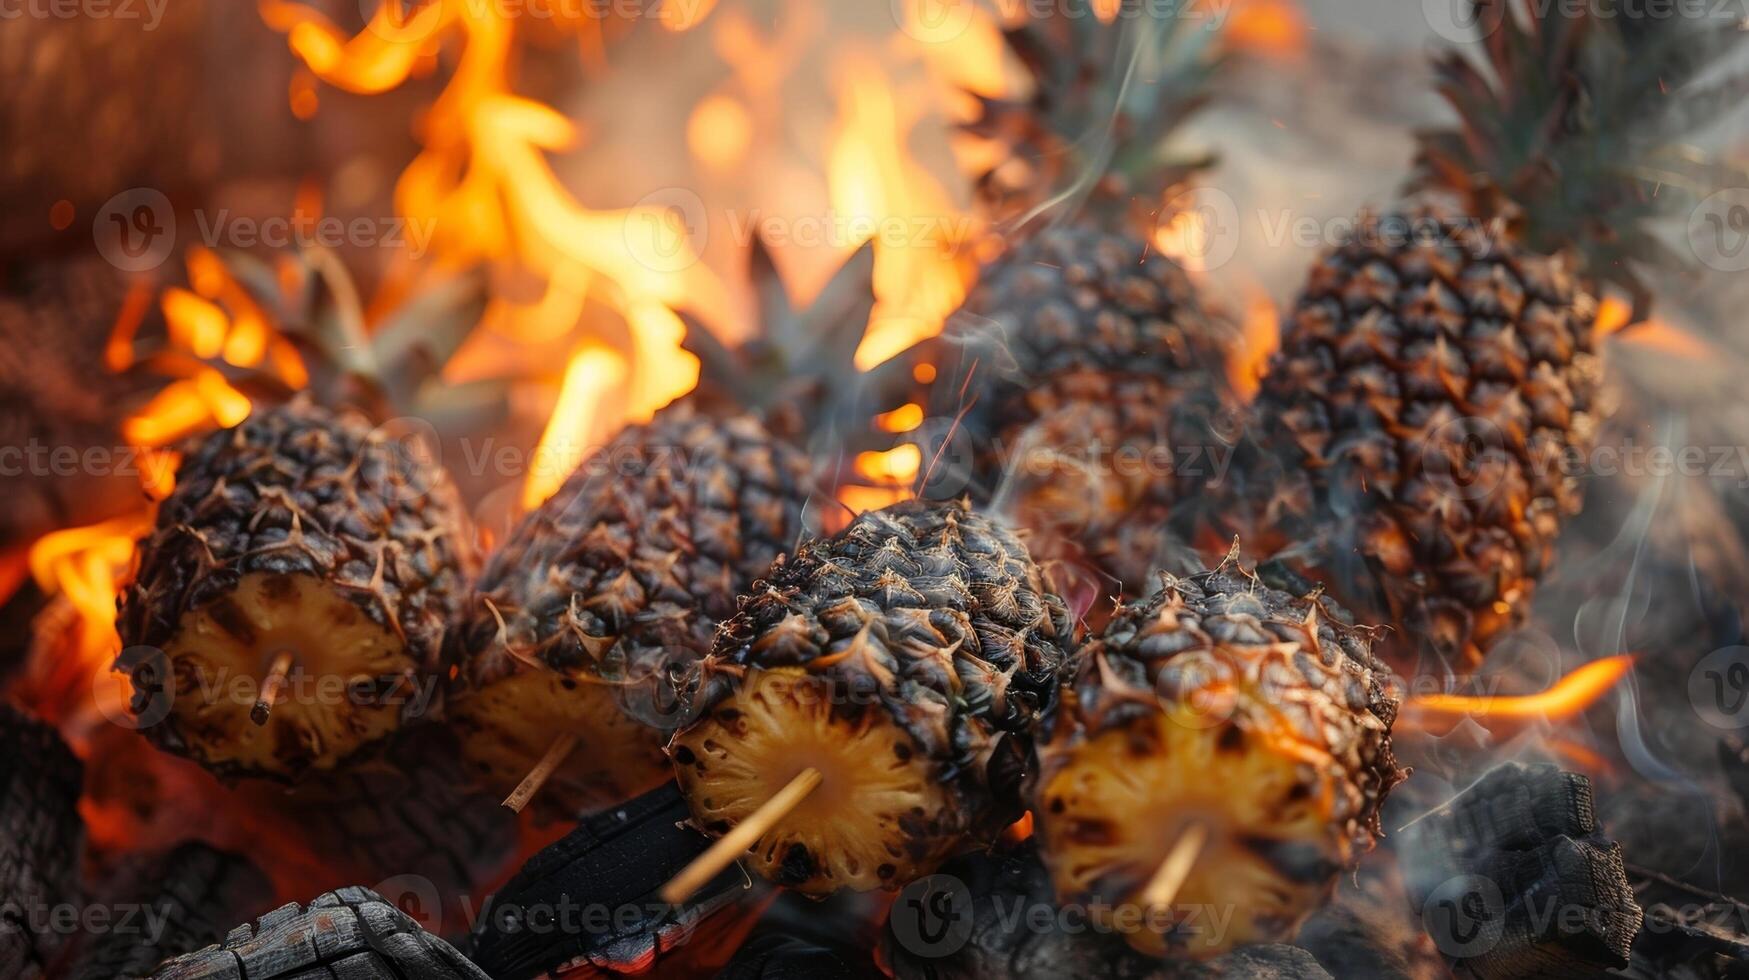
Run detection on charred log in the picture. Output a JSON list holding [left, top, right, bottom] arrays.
[[720, 931, 882, 979], [467, 781, 748, 980], [0, 702, 85, 980], [279, 724, 516, 904], [1401, 762, 1642, 980], [67, 841, 273, 980], [145, 886, 489, 980]]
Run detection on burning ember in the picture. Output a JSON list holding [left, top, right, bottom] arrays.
[[6, 0, 1749, 978]]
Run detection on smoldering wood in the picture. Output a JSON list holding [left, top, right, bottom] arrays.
[[1401, 762, 1642, 980], [145, 886, 488, 980], [467, 781, 747, 980], [66, 841, 273, 980], [0, 703, 85, 980]]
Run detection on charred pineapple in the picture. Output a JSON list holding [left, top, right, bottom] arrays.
[[118, 398, 476, 780], [1034, 555, 1404, 957], [671, 498, 1073, 895], [446, 403, 818, 820], [926, 1, 1240, 595], [1225, 0, 1748, 669], [446, 242, 921, 822]]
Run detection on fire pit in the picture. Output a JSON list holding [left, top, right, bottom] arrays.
[[5, 0, 1749, 978]]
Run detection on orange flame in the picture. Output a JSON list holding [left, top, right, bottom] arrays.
[[1230, 287, 1279, 401], [829, 51, 976, 371], [1610, 319, 1718, 361], [267, 0, 725, 448], [1403, 655, 1636, 724], [523, 347, 628, 510], [115, 247, 307, 447], [1227, 0, 1307, 60], [20, 513, 155, 731]]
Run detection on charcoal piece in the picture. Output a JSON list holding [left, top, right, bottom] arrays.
[[68, 841, 274, 980], [1401, 762, 1642, 980], [1297, 869, 1447, 980], [719, 931, 881, 979], [281, 724, 515, 902], [467, 781, 747, 980], [0, 702, 84, 980], [1624, 863, 1749, 978], [1720, 736, 1749, 817], [880, 841, 1331, 979], [146, 886, 488, 979]]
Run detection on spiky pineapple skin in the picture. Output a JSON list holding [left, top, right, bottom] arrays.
[[941, 226, 1239, 593], [674, 498, 1074, 893], [118, 399, 477, 779], [446, 402, 817, 816], [1035, 560, 1404, 957], [1241, 207, 1602, 669]]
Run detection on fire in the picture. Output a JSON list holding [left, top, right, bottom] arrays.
[[1593, 294, 1718, 360], [1230, 286, 1279, 400], [523, 348, 629, 510], [829, 51, 977, 371], [1402, 655, 1636, 726], [1226, 0, 1308, 59], [115, 247, 308, 447], [877, 402, 925, 433], [1153, 208, 1215, 275], [1610, 319, 1719, 361], [19, 513, 154, 733], [265, 0, 722, 446]]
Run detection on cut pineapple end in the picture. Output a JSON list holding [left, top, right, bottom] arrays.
[[1036, 710, 1343, 959], [447, 668, 670, 822], [672, 667, 962, 895], [161, 571, 414, 778]]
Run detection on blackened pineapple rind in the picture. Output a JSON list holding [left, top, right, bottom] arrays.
[[935, 227, 1240, 592], [1242, 206, 1601, 669], [1054, 561, 1405, 855], [451, 402, 818, 707], [118, 398, 477, 774], [695, 498, 1075, 827]]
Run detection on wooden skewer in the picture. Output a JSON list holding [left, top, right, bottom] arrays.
[[251, 651, 295, 726], [660, 767, 822, 905], [1139, 822, 1209, 912], [503, 732, 580, 813]]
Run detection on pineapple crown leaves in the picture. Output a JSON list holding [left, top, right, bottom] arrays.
[[678, 237, 928, 459], [965, 0, 1226, 229], [204, 248, 505, 430], [1410, 0, 1749, 314]]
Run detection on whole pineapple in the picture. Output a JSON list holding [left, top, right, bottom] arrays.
[[1034, 555, 1405, 958], [118, 397, 478, 780], [1226, 0, 1745, 670], [446, 241, 910, 821], [446, 402, 819, 820], [671, 498, 1074, 895], [927, 2, 1240, 596]]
